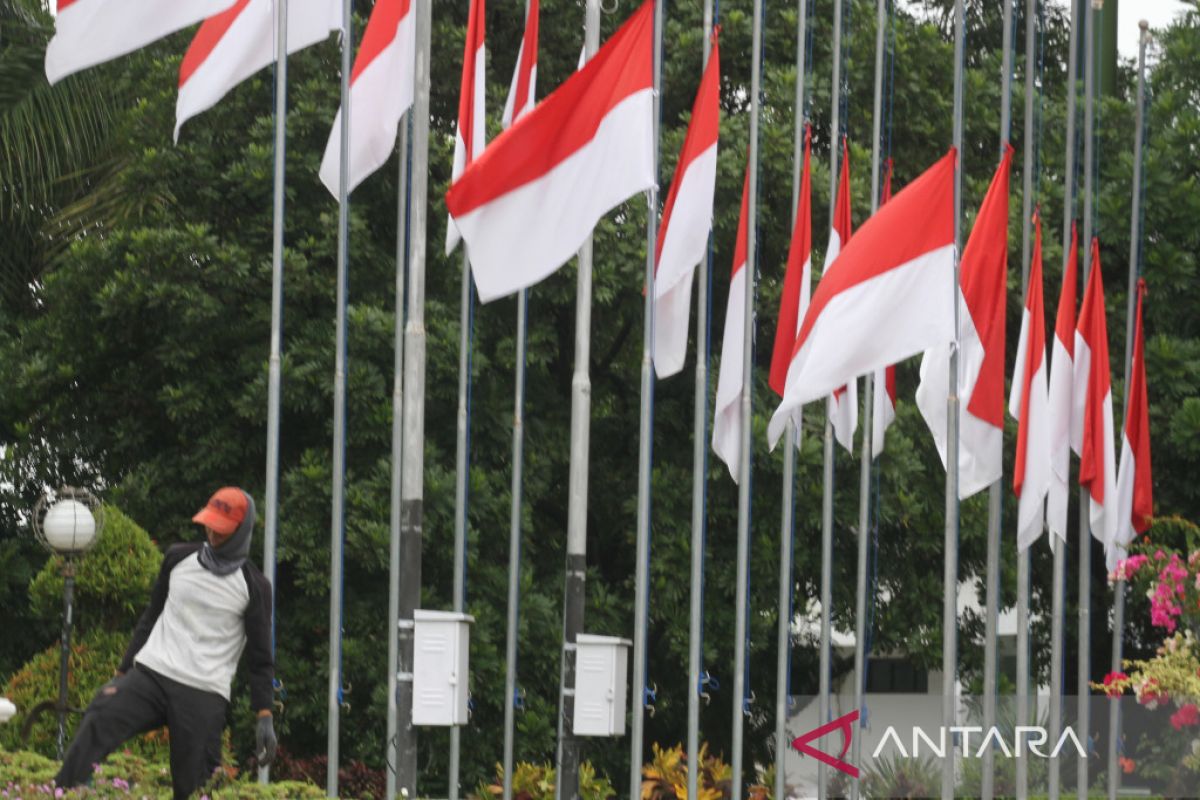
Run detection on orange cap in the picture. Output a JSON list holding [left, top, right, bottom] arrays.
[[192, 487, 249, 535]]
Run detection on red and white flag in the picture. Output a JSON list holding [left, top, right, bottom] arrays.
[[1113, 278, 1153, 561], [46, 0, 238, 84], [653, 36, 720, 379], [916, 146, 1012, 499], [767, 149, 956, 446], [501, 0, 538, 128], [175, 0, 339, 141], [766, 124, 812, 447], [445, 0, 487, 255], [318, 0, 416, 195], [1008, 211, 1051, 552], [826, 139, 857, 453], [1047, 222, 1079, 548], [445, 0, 655, 303], [1073, 237, 1119, 564], [871, 159, 896, 459], [713, 165, 751, 481]]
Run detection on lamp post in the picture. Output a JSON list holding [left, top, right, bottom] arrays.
[[32, 487, 104, 760]]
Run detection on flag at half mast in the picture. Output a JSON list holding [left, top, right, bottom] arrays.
[[1047, 222, 1080, 548], [826, 138, 857, 453], [713, 163, 752, 481], [501, 0, 538, 128], [653, 34, 721, 378], [1113, 278, 1153, 562], [445, 0, 486, 255], [445, 0, 655, 303], [767, 149, 957, 446]]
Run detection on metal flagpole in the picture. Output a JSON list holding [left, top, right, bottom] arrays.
[[1078, 1, 1097, 794], [260, 0, 289, 783], [1050, 1, 1080, 796], [773, 2, 808, 798], [982, 3, 1014, 797], [326, 0, 352, 786], [503, 285, 528, 800], [554, 3, 600, 797], [386, 116, 411, 800], [818, 1, 844, 795], [1016, 1, 1037, 797], [396, 0, 432, 793], [942, 0, 964, 796], [731, 0, 763, 793], [1107, 20, 1148, 800], [629, 0, 662, 792], [450, 242, 473, 800], [688, 7, 714, 800], [850, 3, 884, 798]]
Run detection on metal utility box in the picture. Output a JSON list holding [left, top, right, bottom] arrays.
[[572, 634, 632, 737], [413, 610, 474, 726]]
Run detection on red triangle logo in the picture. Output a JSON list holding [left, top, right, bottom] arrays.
[[790, 709, 860, 778]]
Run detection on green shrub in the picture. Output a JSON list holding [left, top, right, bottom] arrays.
[[28, 505, 162, 633], [0, 629, 170, 761], [0, 748, 327, 798], [476, 759, 616, 800]]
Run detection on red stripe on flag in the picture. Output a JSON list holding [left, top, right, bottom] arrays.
[[962, 145, 1013, 428], [1013, 212, 1046, 498], [1078, 237, 1112, 506], [512, 0, 538, 121], [456, 0, 485, 159], [731, 160, 750, 277], [446, 0, 653, 217], [1054, 221, 1079, 356], [1126, 278, 1153, 532], [179, 0, 252, 87]]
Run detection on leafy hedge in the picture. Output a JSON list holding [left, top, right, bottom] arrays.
[[0, 748, 326, 798]]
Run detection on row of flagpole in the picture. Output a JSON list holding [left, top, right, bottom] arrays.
[[37, 0, 1162, 792]]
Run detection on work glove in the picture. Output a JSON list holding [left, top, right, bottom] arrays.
[[255, 714, 277, 767]]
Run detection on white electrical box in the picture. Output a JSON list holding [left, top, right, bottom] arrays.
[[572, 633, 632, 737], [412, 610, 474, 726]]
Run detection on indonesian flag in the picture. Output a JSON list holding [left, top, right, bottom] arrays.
[[871, 160, 897, 459], [318, 0, 416, 196], [46, 0, 238, 84], [653, 36, 721, 379], [826, 140, 857, 453], [916, 146, 1012, 499], [766, 124, 812, 446], [767, 149, 957, 446], [1008, 211, 1051, 553], [445, 0, 655, 303], [445, 0, 487, 255], [1073, 237, 1119, 564], [1047, 222, 1079, 548], [501, 0, 538, 128], [1113, 278, 1152, 560], [175, 0, 339, 141], [713, 164, 752, 481]]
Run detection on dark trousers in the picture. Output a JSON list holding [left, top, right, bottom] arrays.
[[55, 664, 228, 800]]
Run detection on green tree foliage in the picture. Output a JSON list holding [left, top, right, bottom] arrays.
[[1, 0, 1198, 793]]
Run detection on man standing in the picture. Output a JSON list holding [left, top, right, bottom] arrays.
[[55, 487, 277, 799]]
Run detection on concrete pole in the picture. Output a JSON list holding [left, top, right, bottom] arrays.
[[396, 0, 432, 793], [554, 4, 600, 797]]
